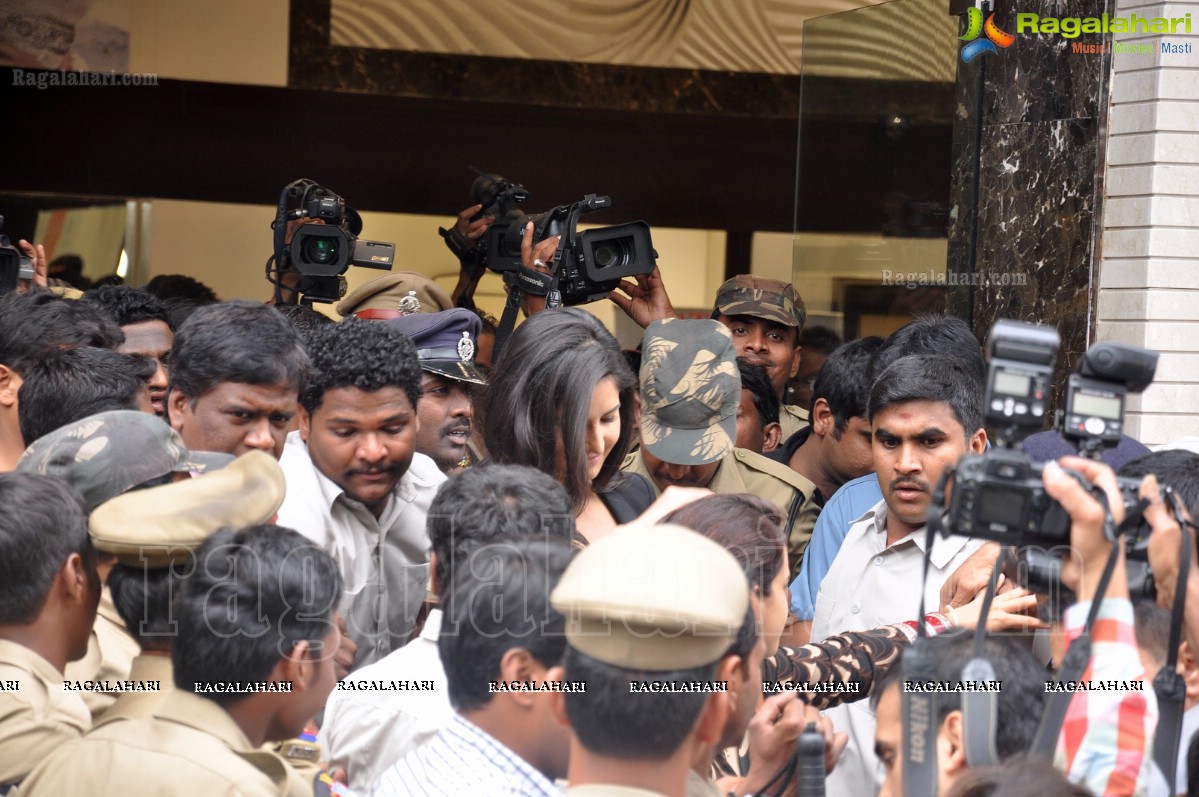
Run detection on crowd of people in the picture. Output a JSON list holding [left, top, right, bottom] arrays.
[[0, 198, 1196, 797]]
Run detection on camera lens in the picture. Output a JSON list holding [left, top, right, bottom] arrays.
[[592, 238, 635, 270], [302, 235, 339, 265]]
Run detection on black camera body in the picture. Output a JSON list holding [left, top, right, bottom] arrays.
[[470, 173, 530, 222], [272, 180, 394, 305], [0, 216, 35, 297], [483, 193, 657, 306], [941, 320, 1156, 550]]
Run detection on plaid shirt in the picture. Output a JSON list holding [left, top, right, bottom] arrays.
[[1057, 598, 1158, 797], [371, 714, 560, 797]]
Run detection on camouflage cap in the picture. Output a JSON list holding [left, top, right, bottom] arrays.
[[16, 410, 233, 514], [550, 523, 749, 671], [711, 275, 806, 329], [89, 450, 287, 568], [639, 319, 740, 466], [386, 307, 486, 385], [336, 272, 454, 320]]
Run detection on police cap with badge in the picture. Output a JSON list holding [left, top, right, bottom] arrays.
[[387, 307, 486, 385]]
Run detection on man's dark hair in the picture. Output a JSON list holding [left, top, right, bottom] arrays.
[[946, 757, 1092, 797], [0, 473, 94, 625], [173, 525, 341, 707], [1132, 600, 1171, 667], [812, 335, 885, 437], [0, 289, 124, 376], [439, 538, 574, 712], [81, 285, 172, 329], [737, 359, 779, 429], [1120, 449, 1199, 519], [108, 565, 178, 652], [18, 347, 157, 445], [273, 304, 334, 348], [300, 318, 422, 414], [144, 274, 218, 305], [868, 354, 984, 437], [799, 325, 843, 355], [873, 314, 985, 385], [872, 634, 1046, 761], [563, 648, 721, 760], [169, 300, 310, 403], [428, 463, 575, 601]]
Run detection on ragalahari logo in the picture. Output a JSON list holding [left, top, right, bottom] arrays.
[[960, 8, 1016, 62]]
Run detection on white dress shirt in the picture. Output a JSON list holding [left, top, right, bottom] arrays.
[[277, 431, 446, 668], [321, 609, 452, 793], [371, 713, 560, 797], [811, 499, 983, 797]]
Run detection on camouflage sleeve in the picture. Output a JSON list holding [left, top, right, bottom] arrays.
[[762, 623, 911, 710]]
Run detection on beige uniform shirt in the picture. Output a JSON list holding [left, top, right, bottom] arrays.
[[568, 786, 670, 797], [62, 586, 140, 721], [811, 500, 982, 797], [0, 639, 90, 789], [19, 689, 310, 797], [93, 651, 172, 727], [777, 403, 811, 442], [684, 769, 724, 797], [623, 447, 821, 579]]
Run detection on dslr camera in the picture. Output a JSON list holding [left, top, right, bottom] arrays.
[[942, 319, 1157, 548], [482, 192, 657, 306], [0, 216, 36, 296], [272, 179, 395, 305]]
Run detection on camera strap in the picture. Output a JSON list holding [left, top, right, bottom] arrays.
[[1152, 489, 1193, 795], [1029, 533, 1122, 759], [902, 521, 943, 797], [960, 547, 1012, 769]]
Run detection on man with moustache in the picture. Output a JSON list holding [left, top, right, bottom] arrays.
[[810, 354, 986, 797], [277, 319, 445, 670], [386, 308, 487, 473]]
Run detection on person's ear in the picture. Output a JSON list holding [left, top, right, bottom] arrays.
[[970, 427, 988, 454], [547, 676, 570, 729], [497, 648, 540, 708], [1178, 641, 1199, 709], [298, 405, 312, 442], [937, 710, 969, 777], [167, 389, 189, 431], [788, 345, 802, 381], [762, 422, 782, 453], [61, 552, 93, 607], [812, 398, 834, 437], [693, 677, 734, 746], [0, 365, 19, 409]]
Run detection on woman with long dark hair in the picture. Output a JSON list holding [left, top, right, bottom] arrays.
[[478, 307, 653, 545]]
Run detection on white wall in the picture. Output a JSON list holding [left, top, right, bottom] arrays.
[[1097, 0, 1199, 447]]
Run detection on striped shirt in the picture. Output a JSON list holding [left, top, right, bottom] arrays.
[[1056, 598, 1157, 797], [370, 714, 560, 797]]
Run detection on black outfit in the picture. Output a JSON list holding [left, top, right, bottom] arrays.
[[572, 472, 657, 547]]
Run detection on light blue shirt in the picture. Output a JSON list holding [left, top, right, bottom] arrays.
[[790, 473, 882, 619]]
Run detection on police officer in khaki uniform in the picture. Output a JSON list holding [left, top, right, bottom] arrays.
[[17, 410, 233, 722], [20, 523, 343, 797], [0, 473, 98, 791], [708, 275, 811, 441], [549, 523, 751, 797], [622, 319, 820, 579], [89, 450, 287, 727]]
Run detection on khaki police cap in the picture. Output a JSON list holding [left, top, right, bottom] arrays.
[[550, 523, 749, 671], [336, 272, 454, 319], [639, 319, 740, 467], [88, 450, 286, 568], [712, 275, 806, 329]]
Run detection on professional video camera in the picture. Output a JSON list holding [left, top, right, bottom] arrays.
[[483, 193, 657, 306], [470, 172, 529, 222], [0, 216, 35, 296], [269, 179, 395, 305], [937, 319, 1157, 549]]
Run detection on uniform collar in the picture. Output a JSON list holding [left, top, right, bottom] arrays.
[[154, 690, 257, 752], [0, 638, 62, 681]]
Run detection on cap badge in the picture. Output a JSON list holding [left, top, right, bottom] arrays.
[[457, 331, 475, 362], [397, 290, 421, 316]]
